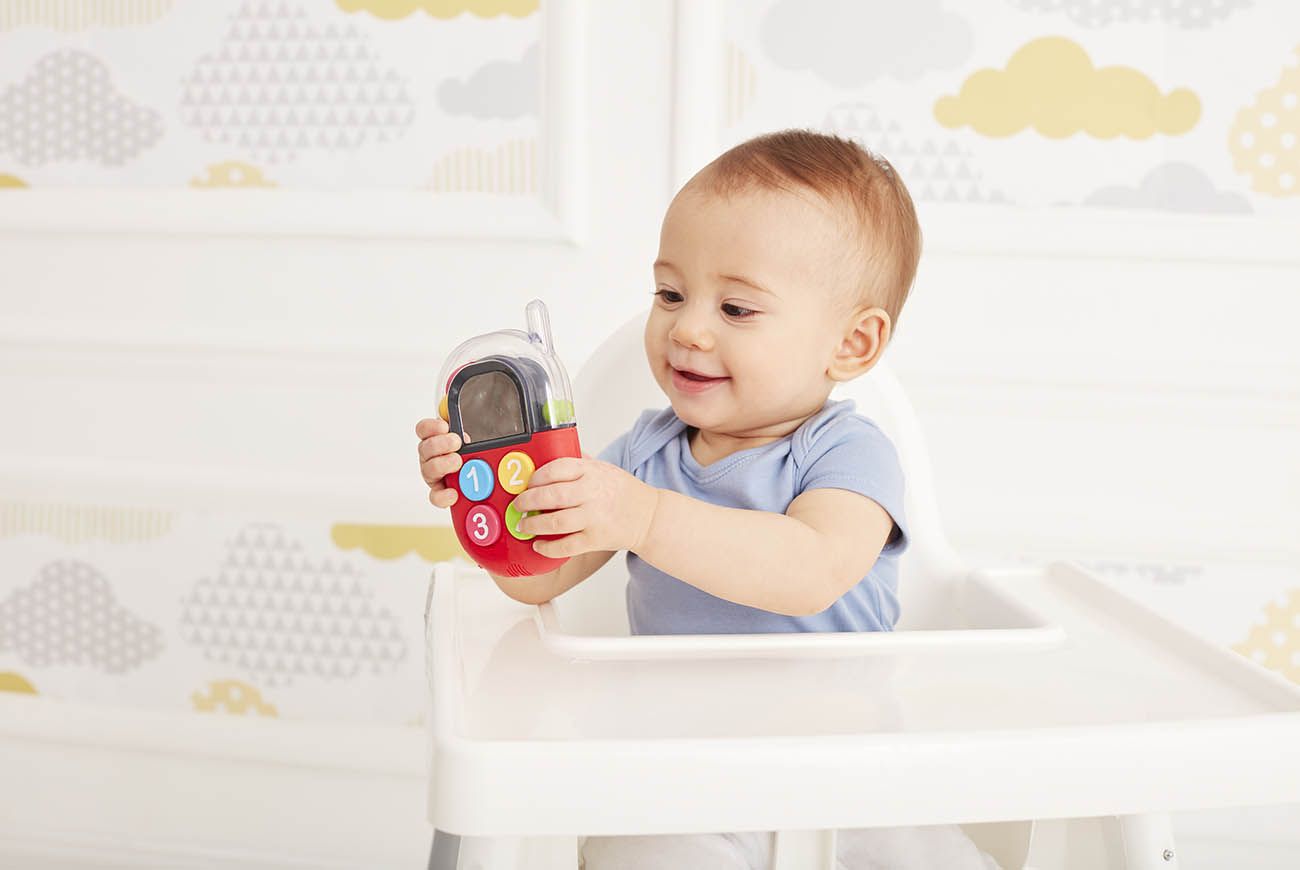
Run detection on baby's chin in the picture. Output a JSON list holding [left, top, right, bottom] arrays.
[[665, 400, 753, 436], [663, 398, 723, 431]]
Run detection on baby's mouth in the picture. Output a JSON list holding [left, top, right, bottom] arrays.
[[671, 366, 729, 391]]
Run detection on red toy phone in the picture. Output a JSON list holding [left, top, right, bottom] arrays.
[[436, 300, 581, 577]]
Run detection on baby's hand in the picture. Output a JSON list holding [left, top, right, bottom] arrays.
[[415, 417, 463, 509], [509, 457, 659, 559]]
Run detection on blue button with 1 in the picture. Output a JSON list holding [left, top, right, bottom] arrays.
[[458, 458, 494, 502]]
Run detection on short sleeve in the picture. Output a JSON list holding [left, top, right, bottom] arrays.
[[796, 418, 908, 556], [596, 427, 632, 471], [594, 408, 666, 474]]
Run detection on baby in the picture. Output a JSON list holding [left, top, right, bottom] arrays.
[[416, 130, 998, 869]]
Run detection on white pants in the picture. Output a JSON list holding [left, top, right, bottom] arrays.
[[581, 825, 1000, 870]]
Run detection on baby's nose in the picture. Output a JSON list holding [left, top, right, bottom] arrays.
[[669, 313, 714, 350]]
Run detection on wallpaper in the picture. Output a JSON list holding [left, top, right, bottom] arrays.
[[0, 0, 542, 193], [723, 0, 1299, 215], [0, 501, 467, 723]]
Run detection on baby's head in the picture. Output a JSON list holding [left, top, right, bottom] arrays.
[[646, 129, 922, 442]]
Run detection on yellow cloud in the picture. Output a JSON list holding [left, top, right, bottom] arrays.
[[335, 0, 538, 19], [0, 671, 37, 694], [331, 523, 465, 563], [0, 173, 27, 188], [1228, 48, 1300, 198], [935, 36, 1200, 139], [192, 680, 278, 716], [190, 161, 277, 189], [1233, 588, 1300, 684]]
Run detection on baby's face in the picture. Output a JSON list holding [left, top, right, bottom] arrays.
[[646, 182, 861, 440]]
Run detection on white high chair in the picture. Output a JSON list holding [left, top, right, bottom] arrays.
[[424, 312, 1300, 870]]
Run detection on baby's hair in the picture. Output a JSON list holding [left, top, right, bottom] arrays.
[[689, 129, 921, 329]]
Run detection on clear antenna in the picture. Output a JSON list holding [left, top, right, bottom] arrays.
[[525, 299, 554, 355]]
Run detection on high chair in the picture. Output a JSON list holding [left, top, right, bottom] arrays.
[[424, 312, 1300, 870]]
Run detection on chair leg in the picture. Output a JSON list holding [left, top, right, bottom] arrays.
[[772, 829, 837, 870], [429, 831, 460, 870], [432, 835, 579, 870], [1116, 814, 1179, 870]]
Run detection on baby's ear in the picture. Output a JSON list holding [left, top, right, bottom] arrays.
[[829, 305, 891, 382]]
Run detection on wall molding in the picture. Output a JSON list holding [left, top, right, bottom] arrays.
[[0, 696, 429, 870], [0, 0, 586, 243], [917, 204, 1300, 265]]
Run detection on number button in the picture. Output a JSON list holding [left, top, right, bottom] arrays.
[[505, 498, 539, 541], [498, 451, 535, 495], [464, 505, 501, 547], [458, 458, 494, 502]]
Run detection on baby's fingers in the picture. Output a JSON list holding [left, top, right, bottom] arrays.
[[532, 532, 590, 560], [528, 456, 585, 488], [521, 507, 585, 537], [512, 480, 582, 513], [428, 485, 459, 509], [415, 417, 448, 440], [418, 431, 462, 463], [420, 449, 463, 484]]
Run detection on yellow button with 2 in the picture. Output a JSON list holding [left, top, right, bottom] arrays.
[[498, 451, 535, 495]]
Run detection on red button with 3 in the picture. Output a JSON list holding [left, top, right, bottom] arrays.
[[465, 504, 502, 547]]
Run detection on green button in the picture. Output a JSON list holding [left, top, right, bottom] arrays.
[[504, 498, 539, 541]]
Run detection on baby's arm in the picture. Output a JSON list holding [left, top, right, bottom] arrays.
[[638, 487, 894, 616], [513, 454, 894, 615], [487, 548, 615, 606]]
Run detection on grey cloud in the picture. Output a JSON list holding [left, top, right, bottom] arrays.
[[438, 43, 539, 119], [180, 522, 406, 688], [0, 560, 164, 673], [0, 50, 163, 167], [1009, 0, 1252, 28], [179, 2, 414, 164], [761, 0, 973, 87], [1084, 162, 1252, 213]]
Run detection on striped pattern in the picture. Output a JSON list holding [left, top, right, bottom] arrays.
[[0, 502, 175, 543], [0, 0, 173, 30], [430, 139, 537, 194], [725, 42, 757, 127], [0, 0, 172, 30]]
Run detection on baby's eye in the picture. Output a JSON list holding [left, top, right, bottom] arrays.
[[653, 288, 683, 304], [722, 303, 757, 320]]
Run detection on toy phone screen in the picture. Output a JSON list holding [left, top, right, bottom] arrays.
[[458, 371, 525, 444]]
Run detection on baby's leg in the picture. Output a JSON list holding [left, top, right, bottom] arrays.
[[836, 824, 1001, 870], [581, 831, 772, 870]]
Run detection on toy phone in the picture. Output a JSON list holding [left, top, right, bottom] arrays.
[[436, 300, 581, 577]]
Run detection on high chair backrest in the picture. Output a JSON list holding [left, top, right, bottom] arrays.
[[573, 311, 967, 630]]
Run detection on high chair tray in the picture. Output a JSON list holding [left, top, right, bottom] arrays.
[[532, 566, 1066, 660], [427, 560, 1300, 836]]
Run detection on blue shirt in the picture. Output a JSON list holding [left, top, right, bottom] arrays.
[[596, 398, 908, 635]]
